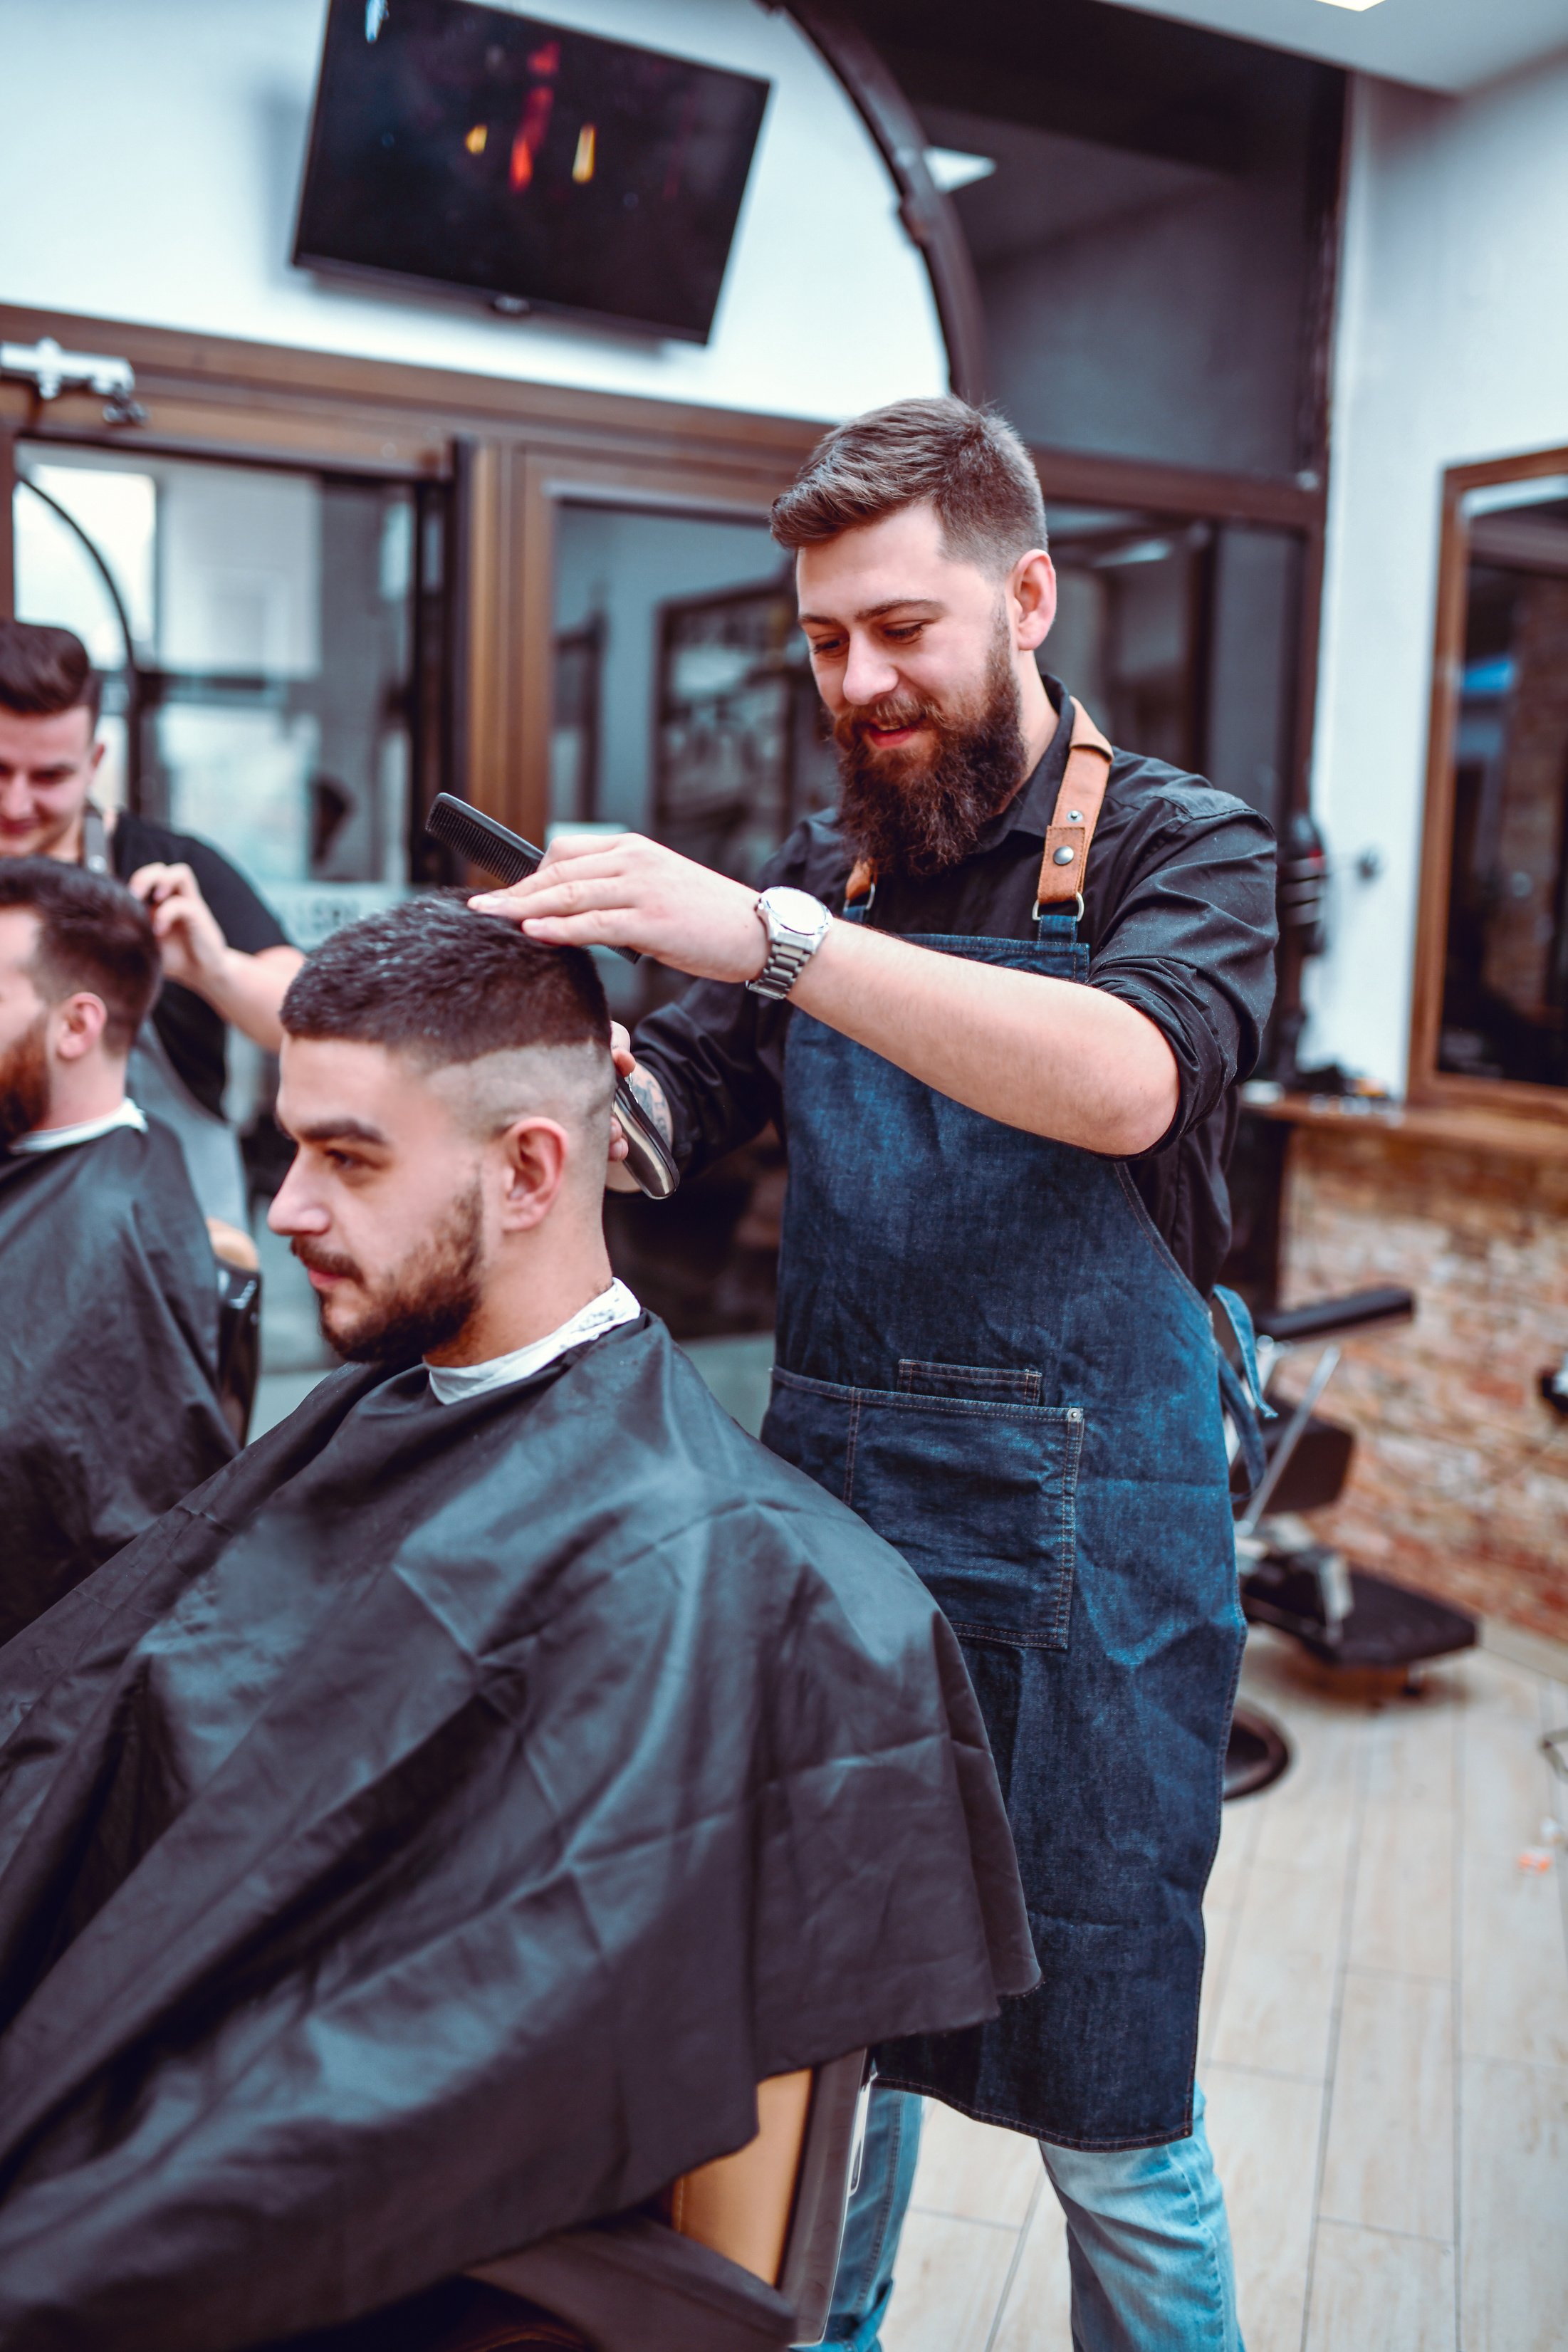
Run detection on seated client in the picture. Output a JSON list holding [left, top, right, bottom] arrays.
[[0, 895, 1035, 2350], [0, 859, 233, 1641]]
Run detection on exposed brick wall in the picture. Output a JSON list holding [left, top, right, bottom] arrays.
[[1277, 1127, 1568, 1643]]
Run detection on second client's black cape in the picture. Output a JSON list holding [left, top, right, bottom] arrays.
[[0, 1122, 234, 1643], [0, 1315, 1035, 2351]]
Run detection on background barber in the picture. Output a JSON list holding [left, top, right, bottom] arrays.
[[0, 619, 303, 1223], [473, 397, 1276, 2352]]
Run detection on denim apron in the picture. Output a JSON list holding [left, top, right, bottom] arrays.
[[760, 827, 1250, 2149]]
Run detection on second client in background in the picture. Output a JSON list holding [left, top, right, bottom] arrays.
[[0, 859, 234, 1642]]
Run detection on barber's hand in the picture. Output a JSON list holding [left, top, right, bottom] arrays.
[[607, 1023, 634, 1169], [127, 862, 230, 992], [605, 1020, 679, 1196], [469, 833, 768, 983]]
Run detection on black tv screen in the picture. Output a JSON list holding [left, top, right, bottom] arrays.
[[294, 0, 770, 343]]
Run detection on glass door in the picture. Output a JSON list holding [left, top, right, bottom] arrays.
[[12, 445, 449, 947], [11, 443, 451, 1433]]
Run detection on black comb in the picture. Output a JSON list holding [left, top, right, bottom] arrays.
[[422, 793, 679, 1202], [424, 794, 639, 963]]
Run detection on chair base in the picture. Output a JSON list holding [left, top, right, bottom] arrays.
[[1223, 1704, 1292, 1800], [1243, 1562, 1477, 1672]]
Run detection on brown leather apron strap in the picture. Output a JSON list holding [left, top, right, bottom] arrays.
[[1035, 700, 1114, 912], [845, 856, 877, 907]]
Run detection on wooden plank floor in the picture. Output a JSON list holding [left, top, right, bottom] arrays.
[[882, 1630, 1568, 2352]]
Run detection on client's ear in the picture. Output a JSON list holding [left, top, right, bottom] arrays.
[[496, 1115, 570, 1231], [52, 991, 110, 1063]]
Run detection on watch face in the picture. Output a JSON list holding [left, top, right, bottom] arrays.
[[763, 887, 827, 937]]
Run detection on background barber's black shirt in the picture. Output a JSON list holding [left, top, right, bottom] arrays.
[[111, 810, 291, 1118], [634, 681, 1278, 1298]]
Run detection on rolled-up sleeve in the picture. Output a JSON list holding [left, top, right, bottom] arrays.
[[1087, 797, 1277, 1155], [633, 976, 785, 1178]]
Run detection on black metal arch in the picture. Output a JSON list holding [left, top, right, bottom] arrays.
[[770, 1, 989, 406], [14, 472, 145, 807]]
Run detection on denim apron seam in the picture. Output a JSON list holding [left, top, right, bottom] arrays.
[[773, 1369, 1079, 1426], [871, 2074, 1201, 2153], [842, 1391, 862, 1508]]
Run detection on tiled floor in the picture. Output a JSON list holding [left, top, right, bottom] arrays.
[[882, 1629, 1568, 2352]]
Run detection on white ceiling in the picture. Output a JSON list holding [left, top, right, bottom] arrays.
[[1096, 0, 1568, 95]]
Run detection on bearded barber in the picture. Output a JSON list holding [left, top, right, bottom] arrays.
[[473, 397, 1276, 2352], [0, 620, 303, 1224]]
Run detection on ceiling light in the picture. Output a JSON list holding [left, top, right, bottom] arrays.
[[925, 147, 996, 194], [1312, 0, 1386, 12]]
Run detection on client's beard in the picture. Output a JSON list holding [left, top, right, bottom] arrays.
[[294, 1181, 485, 1365], [833, 627, 1027, 879], [0, 1015, 50, 1151]]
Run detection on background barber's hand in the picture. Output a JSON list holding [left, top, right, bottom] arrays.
[[127, 859, 303, 1051], [128, 861, 230, 993], [469, 833, 768, 983]]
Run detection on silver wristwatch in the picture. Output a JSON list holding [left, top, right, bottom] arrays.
[[746, 886, 832, 1001]]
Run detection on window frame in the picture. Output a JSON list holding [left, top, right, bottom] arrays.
[[1, 303, 822, 850], [1409, 440, 1568, 1126]]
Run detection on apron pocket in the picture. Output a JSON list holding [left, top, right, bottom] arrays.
[[766, 1369, 1084, 1651]]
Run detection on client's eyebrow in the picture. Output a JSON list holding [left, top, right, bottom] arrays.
[[291, 1117, 392, 1149]]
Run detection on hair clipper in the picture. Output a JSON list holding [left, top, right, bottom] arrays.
[[424, 793, 679, 1201]]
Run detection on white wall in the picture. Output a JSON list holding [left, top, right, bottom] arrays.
[[0, 0, 946, 425], [1305, 56, 1568, 1089]]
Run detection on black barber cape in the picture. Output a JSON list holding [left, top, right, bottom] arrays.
[[0, 1315, 1035, 2351], [0, 1119, 234, 1645]]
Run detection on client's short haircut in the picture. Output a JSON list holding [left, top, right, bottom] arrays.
[[0, 859, 159, 1050], [0, 620, 103, 728], [282, 891, 610, 1065], [770, 395, 1047, 577]]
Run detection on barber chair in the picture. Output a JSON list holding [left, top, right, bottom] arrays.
[[206, 1217, 263, 1446], [274, 2051, 869, 2352], [1236, 1287, 1476, 1676]]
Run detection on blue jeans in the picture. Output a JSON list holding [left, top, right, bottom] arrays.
[[822, 2086, 1243, 2352]]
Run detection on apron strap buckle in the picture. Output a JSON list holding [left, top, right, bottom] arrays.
[[1035, 701, 1113, 914], [1033, 892, 1084, 925]]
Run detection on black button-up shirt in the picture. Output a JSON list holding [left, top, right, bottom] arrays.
[[634, 681, 1278, 1297]]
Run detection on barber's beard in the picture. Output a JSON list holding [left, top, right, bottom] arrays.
[[0, 1015, 50, 1151], [833, 628, 1027, 879], [293, 1180, 485, 1365]]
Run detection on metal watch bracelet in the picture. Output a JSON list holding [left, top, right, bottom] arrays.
[[746, 887, 832, 1002]]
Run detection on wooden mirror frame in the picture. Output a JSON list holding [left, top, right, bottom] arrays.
[[1408, 441, 1568, 1127]]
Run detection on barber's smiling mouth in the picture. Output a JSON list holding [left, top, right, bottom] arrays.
[[863, 720, 925, 748]]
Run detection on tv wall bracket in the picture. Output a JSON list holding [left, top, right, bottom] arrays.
[[0, 336, 147, 424]]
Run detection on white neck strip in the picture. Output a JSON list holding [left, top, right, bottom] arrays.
[[11, 1098, 147, 1154], [426, 1279, 641, 1405]]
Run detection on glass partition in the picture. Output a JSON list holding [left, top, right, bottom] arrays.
[[552, 498, 833, 1351], [14, 445, 447, 950]]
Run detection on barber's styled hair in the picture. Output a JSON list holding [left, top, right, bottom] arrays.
[[282, 891, 610, 1063], [770, 396, 1047, 575], [0, 620, 103, 728], [0, 859, 159, 1050]]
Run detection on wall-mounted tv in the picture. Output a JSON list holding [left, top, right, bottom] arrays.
[[293, 0, 770, 343]]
